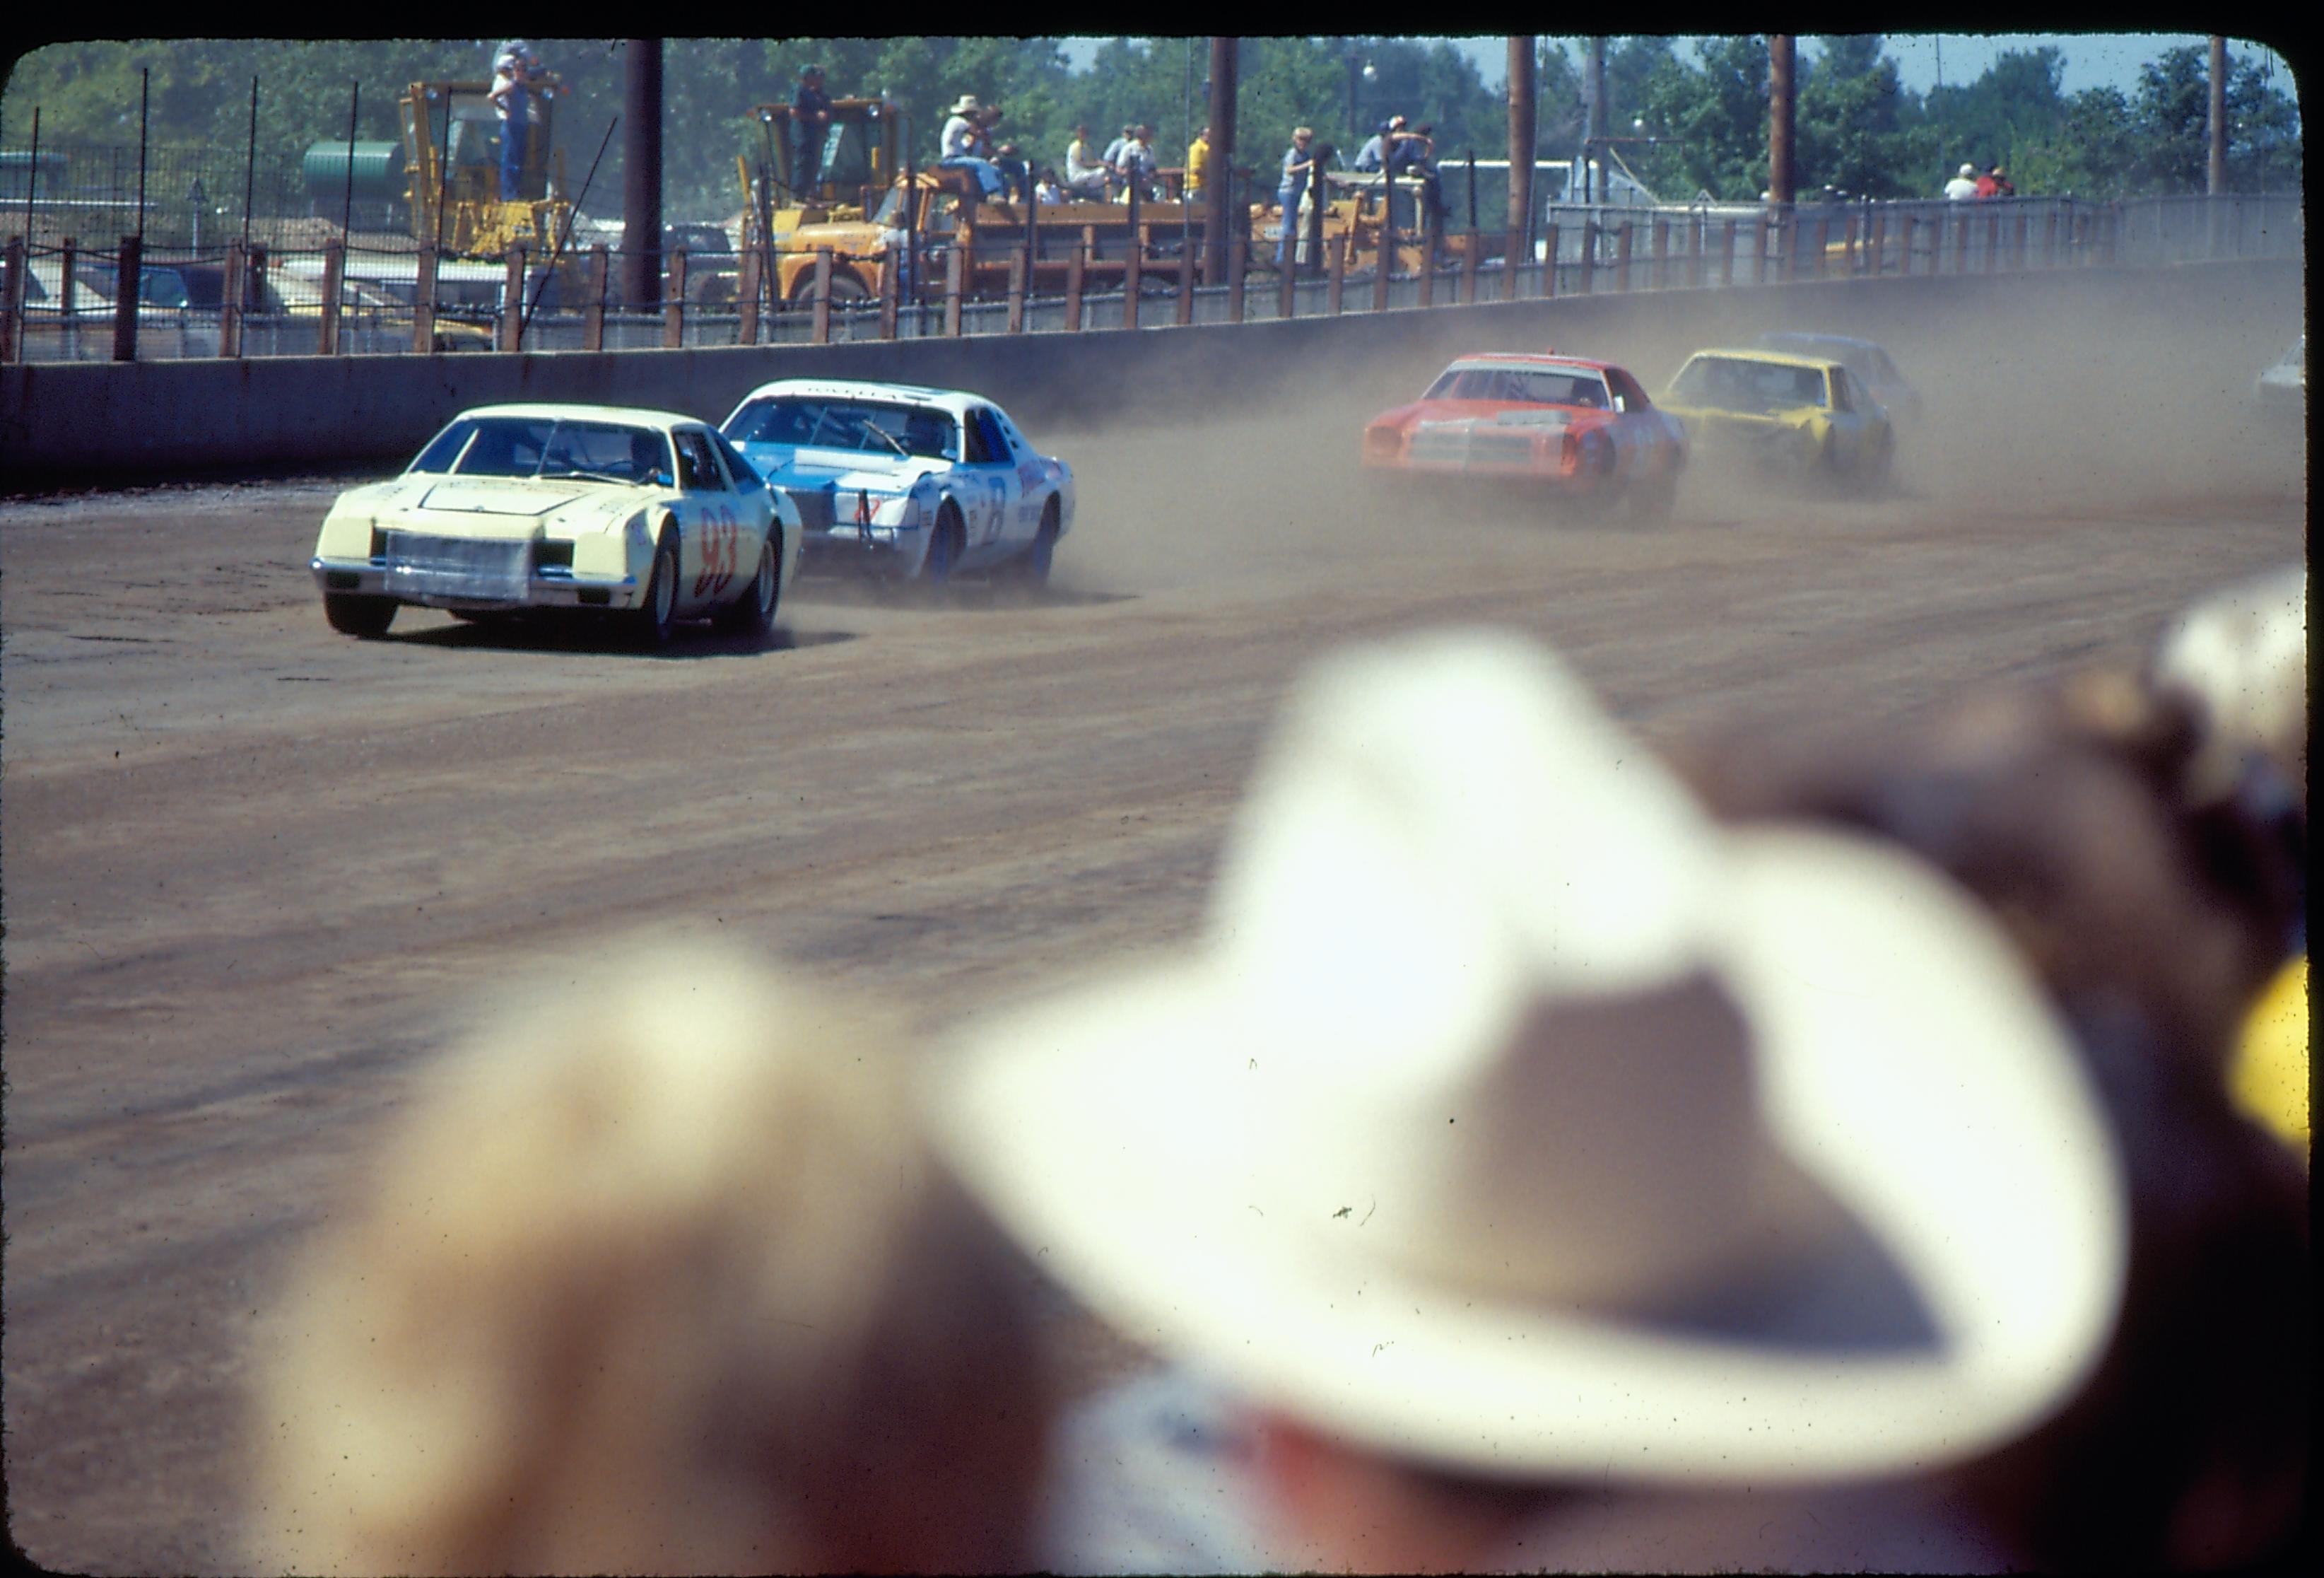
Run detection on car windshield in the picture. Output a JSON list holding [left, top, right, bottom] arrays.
[[409, 416, 672, 483], [1668, 356, 1829, 413], [1424, 365, 1611, 408], [723, 396, 958, 460]]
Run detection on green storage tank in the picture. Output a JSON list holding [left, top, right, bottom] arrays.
[[301, 141, 405, 200]]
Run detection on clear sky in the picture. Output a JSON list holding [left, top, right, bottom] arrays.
[[1058, 35, 2297, 100]]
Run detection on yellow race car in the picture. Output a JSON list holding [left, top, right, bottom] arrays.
[[1657, 348, 1894, 491]]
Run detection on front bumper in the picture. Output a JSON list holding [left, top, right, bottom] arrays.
[[312, 532, 640, 612], [799, 520, 920, 574]]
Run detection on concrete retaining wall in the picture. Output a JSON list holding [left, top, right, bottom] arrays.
[[1, 259, 2298, 485]]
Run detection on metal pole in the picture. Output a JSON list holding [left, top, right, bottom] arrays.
[[242, 76, 257, 252], [1585, 37, 1604, 206], [23, 107, 37, 247], [623, 40, 663, 308], [903, 117, 917, 323], [1466, 148, 1477, 233], [2203, 36, 2222, 196], [341, 80, 359, 240], [1204, 37, 1237, 286], [1508, 37, 1534, 283], [1768, 37, 1795, 207], [137, 68, 149, 241]]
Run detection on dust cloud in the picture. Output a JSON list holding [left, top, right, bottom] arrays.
[[1038, 264, 2303, 597]]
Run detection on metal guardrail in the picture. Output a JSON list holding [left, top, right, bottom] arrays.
[[0, 194, 2301, 365]]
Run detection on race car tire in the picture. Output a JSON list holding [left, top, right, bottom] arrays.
[[920, 504, 965, 585], [713, 540, 780, 638], [1002, 499, 1061, 588], [630, 531, 681, 647], [323, 592, 397, 638]]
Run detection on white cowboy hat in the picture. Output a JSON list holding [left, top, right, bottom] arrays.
[[2149, 564, 2307, 802], [933, 629, 2128, 1485], [1960, 162, 1978, 177], [950, 95, 982, 115]]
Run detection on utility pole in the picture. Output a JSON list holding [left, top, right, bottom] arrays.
[[2207, 35, 2228, 194], [1584, 37, 1605, 205], [622, 39, 663, 309], [1768, 35, 1795, 206], [1204, 37, 1237, 286], [1508, 38, 1535, 255]]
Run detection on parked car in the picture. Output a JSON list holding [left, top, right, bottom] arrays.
[[1360, 351, 1688, 520], [1754, 331, 1923, 421], [1657, 349, 1894, 491], [310, 404, 802, 643], [720, 379, 1074, 585]]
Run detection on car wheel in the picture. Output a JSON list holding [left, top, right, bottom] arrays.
[[323, 592, 397, 638], [1004, 499, 1061, 587], [714, 540, 779, 638], [630, 530, 680, 646], [920, 503, 964, 585]]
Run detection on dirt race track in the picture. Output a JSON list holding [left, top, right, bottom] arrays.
[[1, 265, 2305, 1572]]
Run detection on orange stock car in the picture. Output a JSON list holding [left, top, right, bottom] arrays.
[[1361, 352, 1688, 520]]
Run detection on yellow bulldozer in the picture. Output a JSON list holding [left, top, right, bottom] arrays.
[[398, 77, 570, 259]]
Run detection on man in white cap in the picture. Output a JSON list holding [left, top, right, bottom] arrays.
[[1944, 160, 1981, 200], [939, 94, 1006, 200], [932, 629, 2130, 1574]]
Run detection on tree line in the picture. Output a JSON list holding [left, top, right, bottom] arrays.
[[1, 36, 2300, 226]]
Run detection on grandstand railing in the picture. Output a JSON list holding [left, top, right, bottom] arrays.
[[0, 193, 2300, 365]]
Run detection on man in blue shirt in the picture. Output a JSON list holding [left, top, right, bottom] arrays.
[[792, 64, 832, 198], [1274, 127, 1323, 269]]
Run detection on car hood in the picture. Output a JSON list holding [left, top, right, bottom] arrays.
[[742, 447, 948, 496], [341, 475, 647, 537], [1657, 400, 1821, 430]]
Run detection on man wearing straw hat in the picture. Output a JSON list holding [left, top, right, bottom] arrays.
[[939, 94, 1006, 200], [933, 629, 2130, 1573]]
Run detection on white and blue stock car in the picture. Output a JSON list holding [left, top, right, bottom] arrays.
[[720, 380, 1074, 585]]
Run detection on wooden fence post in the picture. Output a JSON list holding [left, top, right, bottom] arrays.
[[113, 233, 142, 361], [664, 247, 688, 347], [1124, 223, 1143, 330], [1539, 222, 1559, 297], [1503, 228, 1522, 300], [944, 243, 964, 337], [583, 245, 606, 350], [1372, 219, 1392, 312], [324, 238, 349, 356], [1575, 221, 1595, 295], [737, 242, 761, 344], [1279, 225, 1298, 318], [409, 243, 435, 354], [1897, 211, 1915, 276], [0, 238, 21, 365], [1064, 239, 1084, 332], [1650, 217, 1667, 288], [1328, 231, 1348, 315], [221, 239, 245, 358], [879, 242, 900, 339], [1175, 229, 1195, 325], [811, 248, 833, 344], [1007, 249, 1026, 334], [1228, 232, 1247, 322], [1461, 234, 1479, 303], [1614, 221, 1633, 291]]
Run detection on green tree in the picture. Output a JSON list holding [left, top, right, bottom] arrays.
[[1795, 35, 1923, 198], [1640, 35, 1767, 201]]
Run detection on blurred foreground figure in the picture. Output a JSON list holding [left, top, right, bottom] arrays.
[[1678, 573, 2310, 1572], [247, 939, 1050, 1576], [934, 629, 2129, 1574]]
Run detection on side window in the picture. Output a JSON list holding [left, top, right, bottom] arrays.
[[674, 429, 727, 491], [710, 430, 763, 489], [962, 409, 992, 464], [1829, 368, 1854, 413], [974, 408, 1013, 462], [1607, 368, 1650, 411]]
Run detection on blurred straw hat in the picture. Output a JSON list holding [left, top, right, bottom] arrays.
[[2149, 563, 2308, 802], [950, 95, 982, 115], [934, 629, 2128, 1483]]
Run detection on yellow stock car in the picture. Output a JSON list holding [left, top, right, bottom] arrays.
[[1657, 349, 1894, 492], [310, 404, 802, 645]]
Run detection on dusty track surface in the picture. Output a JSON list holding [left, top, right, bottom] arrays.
[[1, 270, 2304, 1572]]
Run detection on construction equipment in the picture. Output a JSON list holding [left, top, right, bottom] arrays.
[[399, 77, 570, 259], [764, 168, 1236, 306], [741, 97, 905, 249], [1259, 170, 1501, 276]]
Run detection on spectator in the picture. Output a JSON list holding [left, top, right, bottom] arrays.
[[1273, 127, 1324, 268], [1034, 166, 1065, 204], [978, 105, 1033, 204], [1064, 123, 1109, 201], [939, 94, 1008, 202], [1974, 165, 2002, 198], [1944, 161, 1980, 200], [488, 48, 531, 202], [1988, 165, 2016, 197], [1115, 124, 1159, 202], [1101, 123, 1135, 199], [1353, 116, 1392, 173], [1186, 122, 1212, 199], [791, 63, 832, 197], [938, 630, 2130, 1576], [248, 937, 1055, 1577], [1675, 648, 2311, 1574]]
